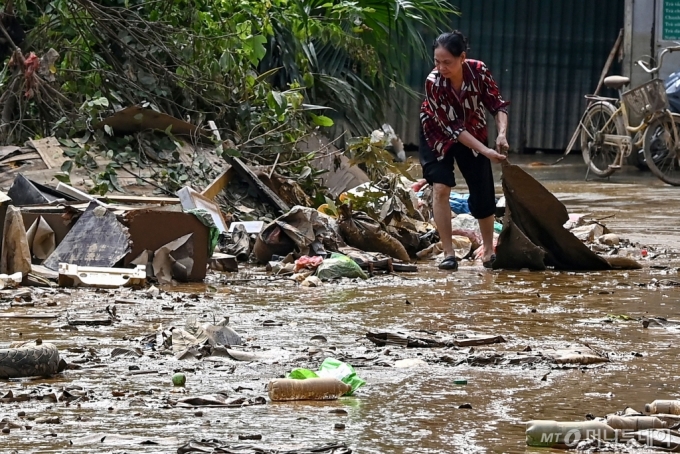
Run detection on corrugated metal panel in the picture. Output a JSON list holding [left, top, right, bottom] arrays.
[[391, 0, 624, 151]]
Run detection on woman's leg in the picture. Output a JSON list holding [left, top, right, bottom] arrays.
[[419, 127, 457, 263], [433, 183, 454, 257], [477, 215, 496, 262], [451, 145, 497, 262]]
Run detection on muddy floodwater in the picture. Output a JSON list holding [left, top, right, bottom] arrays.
[[2, 155, 680, 453]]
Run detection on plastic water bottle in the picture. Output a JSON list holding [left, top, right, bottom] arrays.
[[526, 420, 618, 448], [606, 415, 666, 430], [268, 377, 352, 402], [645, 400, 680, 414]]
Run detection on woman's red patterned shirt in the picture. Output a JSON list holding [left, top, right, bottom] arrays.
[[420, 59, 509, 159]]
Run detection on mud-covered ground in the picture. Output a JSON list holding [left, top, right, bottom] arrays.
[[1, 155, 680, 453]]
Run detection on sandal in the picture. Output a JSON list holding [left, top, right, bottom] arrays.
[[438, 255, 458, 271], [483, 254, 497, 269]]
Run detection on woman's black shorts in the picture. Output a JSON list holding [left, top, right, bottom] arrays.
[[419, 128, 497, 220]]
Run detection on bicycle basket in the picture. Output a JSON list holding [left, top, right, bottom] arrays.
[[622, 78, 669, 118]]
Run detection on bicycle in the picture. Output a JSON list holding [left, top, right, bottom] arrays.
[[579, 45, 680, 186]]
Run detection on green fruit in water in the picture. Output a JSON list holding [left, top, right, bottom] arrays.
[[172, 373, 186, 387]]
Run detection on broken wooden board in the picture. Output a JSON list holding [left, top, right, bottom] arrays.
[[0, 146, 21, 161], [43, 202, 131, 271], [201, 168, 233, 201], [0, 313, 59, 319], [27, 137, 68, 169], [0, 152, 41, 165], [224, 156, 290, 215], [177, 186, 228, 233], [67, 316, 113, 326], [452, 335, 507, 347], [94, 195, 181, 205]]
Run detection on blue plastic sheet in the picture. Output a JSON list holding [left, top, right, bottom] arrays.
[[449, 192, 470, 215]]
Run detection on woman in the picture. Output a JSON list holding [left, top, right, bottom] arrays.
[[420, 31, 510, 270]]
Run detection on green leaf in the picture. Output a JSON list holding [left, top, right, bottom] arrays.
[[92, 97, 109, 107], [219, 51, 233, 72], [298, 166, 312, 179], [54, 173, 71, 184], [104, 125, 114, 136], [137, 70, 157, 87], [224, 148, 241, 157], [311, 114, 334, 127], [246, 35, 268, 64], [60, 160, 73, 173], [109, 173, 123, 192]]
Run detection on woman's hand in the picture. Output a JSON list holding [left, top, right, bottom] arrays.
[[482, 147, 507, 163], [496, 134, 510, 154]]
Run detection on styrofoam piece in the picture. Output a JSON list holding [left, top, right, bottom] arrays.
[[228, 221, 265, 234], [58, 263, 146, 288]]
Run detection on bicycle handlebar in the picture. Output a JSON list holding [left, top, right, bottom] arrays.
[[637, 46, 680, 74]]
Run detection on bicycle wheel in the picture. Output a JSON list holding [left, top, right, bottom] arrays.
[[580, 101, 626, 177], [643, 113, 680, 185]]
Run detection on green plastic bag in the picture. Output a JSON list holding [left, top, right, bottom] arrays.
[[316, 253, 368, 281], [288, 368, 319, 380], [186, 208, 220, 257], [288, 358, 366, 396]]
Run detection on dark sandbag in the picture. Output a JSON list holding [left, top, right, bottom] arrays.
[[605, 256, 643, 270], [253, 206, 335, 263], [338, 205, 410, 262], [495, 163, 612, 271]]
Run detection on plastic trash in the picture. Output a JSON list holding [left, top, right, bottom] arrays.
[[451, 214, 479, 233], [316, 358, 365, 394], [316, 253, 368, 281], [666, 70, 680, 113], [526, 420, 618, 448], [450, 214, 501, 247], [268, 377, 352, 401], [606, 415, 666, 430], [449, 192, 470, 215], [289, 358, 366, 396], [645, 400, 680, 414], [294, 256, 324, 273], [172, 373, 186, 387], [0, 272, 22, 290]]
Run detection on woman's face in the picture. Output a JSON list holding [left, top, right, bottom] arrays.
[[434, 46, 465, 79]]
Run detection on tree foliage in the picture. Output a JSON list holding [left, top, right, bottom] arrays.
[[0, 0, 456, 195]]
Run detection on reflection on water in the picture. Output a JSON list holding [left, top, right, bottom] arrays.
[[1, 156, 680, 453]]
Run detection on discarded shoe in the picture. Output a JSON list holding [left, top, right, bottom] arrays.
[[438, 256, 458, 271], [483, 254, 496, 269]]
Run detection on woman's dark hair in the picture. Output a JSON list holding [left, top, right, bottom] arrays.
[[433, 31, 468, 57]]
